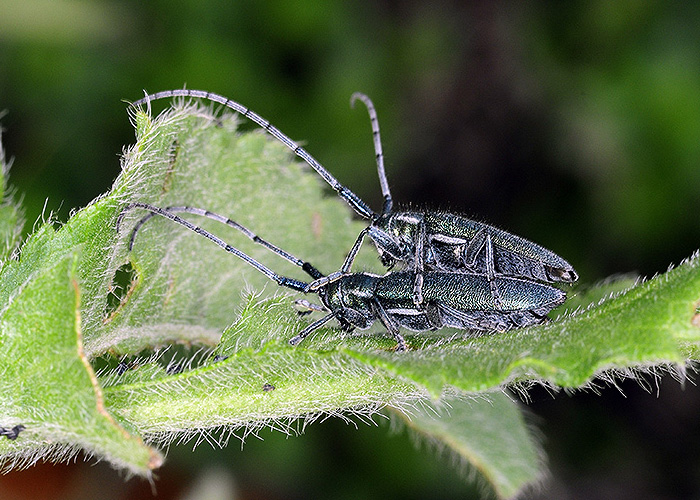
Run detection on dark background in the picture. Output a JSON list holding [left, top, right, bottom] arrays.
[[2, 2, 700, 499]]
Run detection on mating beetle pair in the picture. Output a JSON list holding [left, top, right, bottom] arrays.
[[119, 90, 576, 350]]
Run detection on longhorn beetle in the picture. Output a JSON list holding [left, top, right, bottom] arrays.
[[132, 90, 577, 308], [117, 203, 567, 351]]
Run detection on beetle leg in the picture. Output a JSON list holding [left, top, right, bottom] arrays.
[[425, 302, 442, 329], [463, 229, 503, 308], [307, 227, 370, 292], [341, 226, 370, 273], [412, 220, 427, 307], [463, 228, 488, 268], [372, 299, 407, 351], [289, 313, 335, 346], [412, 273, 424, 307]]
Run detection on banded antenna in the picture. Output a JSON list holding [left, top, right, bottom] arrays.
[[350, 92, 392, 215], [132, 90, 391, 220]]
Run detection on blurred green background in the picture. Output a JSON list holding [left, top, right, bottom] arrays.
[[2, 1, 700, 499]]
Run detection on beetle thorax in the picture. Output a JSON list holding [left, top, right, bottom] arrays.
[[324, 275, 378, 330]]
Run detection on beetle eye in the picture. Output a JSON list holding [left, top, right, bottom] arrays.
[[380, 254, 396, 269]]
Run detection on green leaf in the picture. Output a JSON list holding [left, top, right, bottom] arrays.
[[0, 134, 23, 267], [100, 104, 379, 356], [0, 251, 160, 474], [388, 393, 543, 500], [0, 101, 394, 478], [103, 295, 414, 436], [3, 99, 700, 498], [339, 255, 697, 395]]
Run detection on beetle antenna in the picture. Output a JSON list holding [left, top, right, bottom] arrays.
[[126, 205, 325, 280], [350, 93, 393, 215], [117, 202, 316, 291], [131, 90, 378, 221]]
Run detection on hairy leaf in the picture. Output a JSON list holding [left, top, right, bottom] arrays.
[[2, 99, 698, 498], [0, 251, 160, 474], [388, 393, 543, 499]]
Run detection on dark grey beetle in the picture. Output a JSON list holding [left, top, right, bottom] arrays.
[[118, 203, 566, 351], [131, 90, 577, 307]]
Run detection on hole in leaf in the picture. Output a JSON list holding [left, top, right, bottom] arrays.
[[104, 262, 138, 323]]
